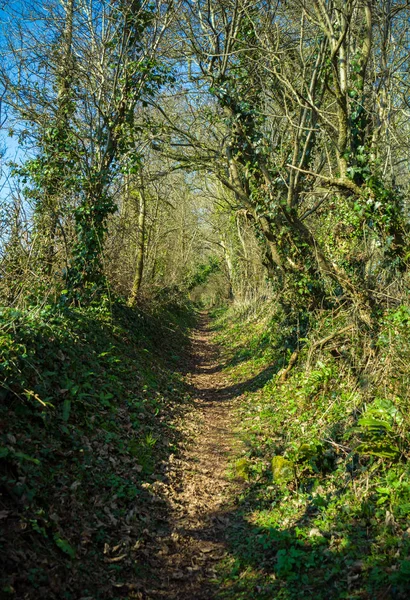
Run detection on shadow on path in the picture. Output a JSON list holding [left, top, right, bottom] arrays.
[[136, 312, 410, 600], [134, 312, 263, 599]]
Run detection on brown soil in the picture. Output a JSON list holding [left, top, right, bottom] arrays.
[[140, 313, 243, 599]]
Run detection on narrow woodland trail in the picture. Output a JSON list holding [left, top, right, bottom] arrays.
[[142, 313, 242, 599]]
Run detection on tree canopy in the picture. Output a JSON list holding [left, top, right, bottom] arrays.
[[1, 2, 410, 599]]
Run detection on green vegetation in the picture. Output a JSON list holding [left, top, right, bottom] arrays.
[[0, 297, 195, 597], [212, 304, 410, 599], [1, 1, 410, 598]]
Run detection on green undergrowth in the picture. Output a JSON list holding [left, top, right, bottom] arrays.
[[211, 303, 410, 599], [0, 297, 196, 599]]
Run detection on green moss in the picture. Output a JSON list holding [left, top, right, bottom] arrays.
[[234, 457, 251, 480], [271, 455, 294, 483]]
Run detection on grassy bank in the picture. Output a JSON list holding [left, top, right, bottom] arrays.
[[0, 298, 196, 599], [211, 302, 410, 600]]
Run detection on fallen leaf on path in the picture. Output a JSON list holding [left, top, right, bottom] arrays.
[[200, 545, 214, 553], [171, 571, 186, 580], [105, 553, 127, 563], [111, 582, 142, 590]]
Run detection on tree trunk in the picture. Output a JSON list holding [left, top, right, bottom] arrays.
[[220, 239, 235, 300], [128, 185, 146, 307], [41, 0, 75, 277]]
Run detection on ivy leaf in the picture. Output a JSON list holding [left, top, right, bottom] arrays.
[[0, 447, 10, 459], [62, 399, 71, 422], [53, 534, 76, 558], [356, 441, 400, 459], [13, 451, 40, 465], [358, 417, 392, 432]]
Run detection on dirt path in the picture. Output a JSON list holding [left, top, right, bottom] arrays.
[[142, 313, 242, 599]]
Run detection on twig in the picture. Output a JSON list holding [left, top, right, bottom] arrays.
[[310, 325, 354, 351], [286, 164, 363, 196]]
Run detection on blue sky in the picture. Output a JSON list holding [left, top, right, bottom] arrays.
[[0, 1, 38, 201]]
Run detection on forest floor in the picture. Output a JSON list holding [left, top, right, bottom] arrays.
[[139, 312, 244, 599], [3, 305, 410, 599]]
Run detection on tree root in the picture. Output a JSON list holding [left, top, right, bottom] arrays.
[[278, 351, 299, 384]]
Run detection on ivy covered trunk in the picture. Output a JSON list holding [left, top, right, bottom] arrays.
[[128, 183, 147, 307]]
